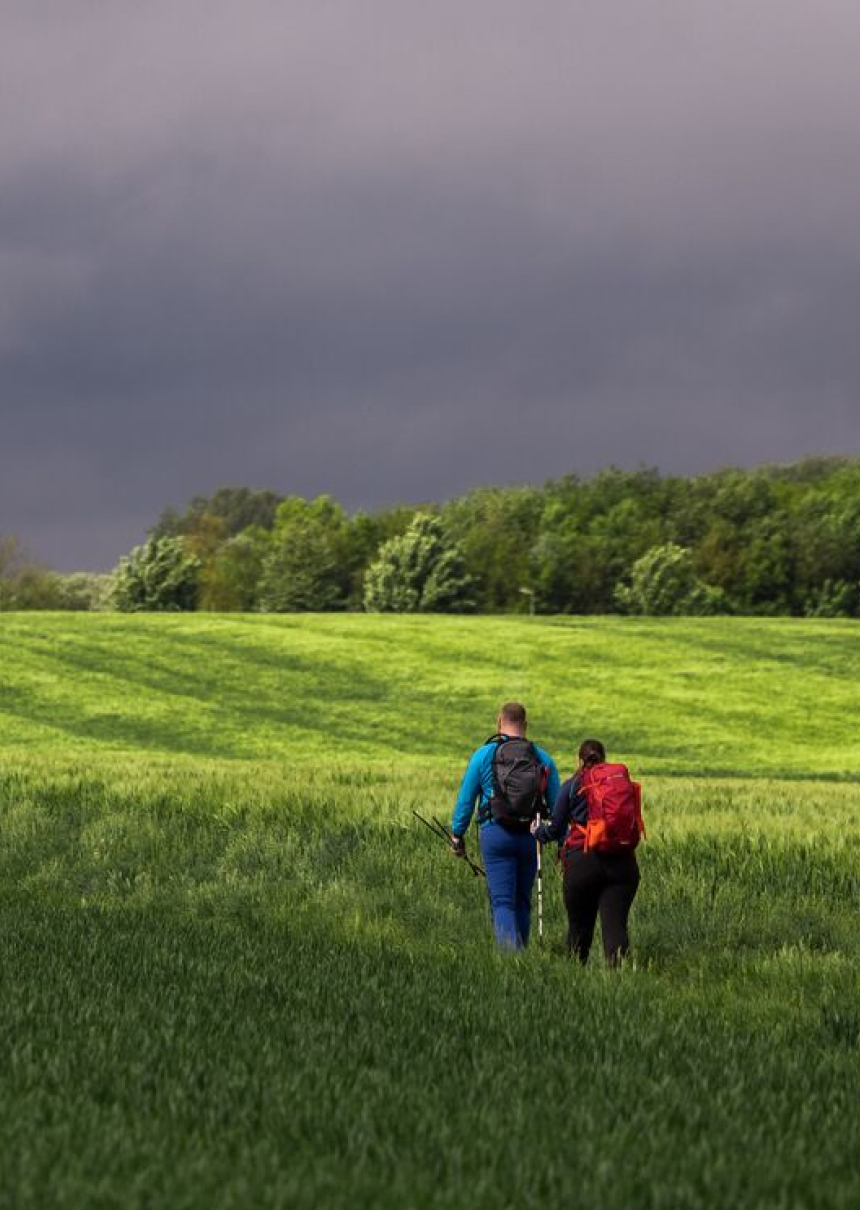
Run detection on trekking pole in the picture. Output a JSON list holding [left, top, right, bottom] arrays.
[[433, 815, 486, 879], [412, 811, 486, 878], [535, 810, 544, 944], [413, 810, 483, 876]]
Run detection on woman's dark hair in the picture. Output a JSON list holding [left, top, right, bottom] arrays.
[[579, 738, 606, 767]]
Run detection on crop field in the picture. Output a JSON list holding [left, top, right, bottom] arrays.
[[0, 614, 858, 1210]]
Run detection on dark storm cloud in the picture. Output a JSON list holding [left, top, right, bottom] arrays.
[[2, 1, 860, 568]]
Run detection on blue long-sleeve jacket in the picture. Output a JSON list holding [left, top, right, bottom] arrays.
[[451, 735, 561, 838]]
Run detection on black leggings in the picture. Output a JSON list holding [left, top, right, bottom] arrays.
[[562, 850, 640, 967]]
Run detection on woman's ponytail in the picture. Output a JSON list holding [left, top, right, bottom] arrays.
[[578, 738, 606, 767]]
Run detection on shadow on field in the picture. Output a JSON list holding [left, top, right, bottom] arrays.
[[0, 624, 481, 760]]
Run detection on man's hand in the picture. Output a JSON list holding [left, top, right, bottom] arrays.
[[451, 834, 466, 859], [530, 819, 541, 837]]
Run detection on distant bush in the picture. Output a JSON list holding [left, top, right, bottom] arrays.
[[0, 533, 62, 610], [803, 579, 859, 618], [1, 536, 112, 610], [53, 573, 114, 612], [111, 537, 201, 612], [614, 544, 728, 616], [364, 513, 475, 613]]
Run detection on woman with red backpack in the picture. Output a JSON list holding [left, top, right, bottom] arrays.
[[532, 739, 644, 967]]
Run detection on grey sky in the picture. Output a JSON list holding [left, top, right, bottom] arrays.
[[2, 1, 860, 570]]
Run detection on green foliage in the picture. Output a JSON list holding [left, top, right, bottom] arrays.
[[441, 487, 543, 611], [364, 513, 475, 613], [152, 486, 283, 539], [107, 456, 860, 616], [0, 568, 62, 609], [258, 496, 350, 612], [0, 533, 66, 610], [151, 490, 284, 612], [197, 527, 269, 612], [615, 544, 728, 615], [344, 508, 414, 608], [793, 488, 860, 612], [0, 614, 859, 1208], [51, 572, 113, 611], [529, 475, 666, 614], [111, 537, 201, 612], [804, 579, 859, 618]]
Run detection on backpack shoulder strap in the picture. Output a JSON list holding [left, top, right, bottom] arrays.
[[487, 734, 540, 756], [479, 735, 505, 824], [561, 775, 588, 847]]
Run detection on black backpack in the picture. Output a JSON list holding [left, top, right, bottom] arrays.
[[485, 735, 548, 831]]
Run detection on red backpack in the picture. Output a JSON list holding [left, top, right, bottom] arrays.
[[568, 763, 645, 855]]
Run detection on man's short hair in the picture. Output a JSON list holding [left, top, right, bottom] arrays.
[[499, 701, 527, 729]]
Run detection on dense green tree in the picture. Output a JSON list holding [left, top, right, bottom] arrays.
[[199, 528, 270, 612], [695, 518, 741, 596], [151, 491, 281, 611], [532, 524, 582, 615], [364, 513, 475, 613], [152, 487, 282, 540], [442, 487, 543, 611], [615, 544, 727, 616], [342, 507, 414, 609], [793, 486, 860, 614], [736, 518, 795, 614], [184, 515, 231, 610], [527, 479, 667, 614], [111, 537, 201, 612], [258, 496, 350, 612]]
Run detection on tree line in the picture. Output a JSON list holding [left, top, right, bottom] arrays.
[[3, 457, 860, 616]]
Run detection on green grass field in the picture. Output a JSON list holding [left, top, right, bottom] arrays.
[[1, 614, 858, 1210]]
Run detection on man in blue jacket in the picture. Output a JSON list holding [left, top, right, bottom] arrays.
[[451, 702, 560, 950]]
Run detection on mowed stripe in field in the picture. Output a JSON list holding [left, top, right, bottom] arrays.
[[0, 614, 857, 777]]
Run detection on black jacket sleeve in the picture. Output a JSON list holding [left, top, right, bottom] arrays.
[[536, 774, 581, 844]]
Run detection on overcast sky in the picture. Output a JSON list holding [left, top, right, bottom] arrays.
[[2, 1, 860, 570]]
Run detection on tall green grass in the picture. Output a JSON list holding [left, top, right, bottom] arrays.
[[0, 615, 858, 1209]]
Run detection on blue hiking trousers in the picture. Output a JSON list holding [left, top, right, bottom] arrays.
[[480, 822, 538, 950]]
